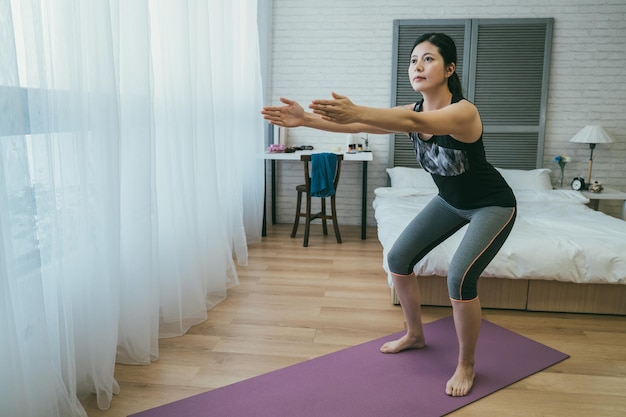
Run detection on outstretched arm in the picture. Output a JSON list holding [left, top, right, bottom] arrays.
[[261, 97, 395, 135], [311, 92, 481, 143]]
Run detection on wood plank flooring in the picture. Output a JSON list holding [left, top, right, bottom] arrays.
[[82, 225, 626, 417]]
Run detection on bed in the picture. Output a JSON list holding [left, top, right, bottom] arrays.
[[374, 167, 626, 315]]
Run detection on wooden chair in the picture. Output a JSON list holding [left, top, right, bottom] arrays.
[[291, 153, 343, 247]]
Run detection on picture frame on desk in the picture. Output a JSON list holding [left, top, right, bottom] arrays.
[[272, 124, 287, 146]]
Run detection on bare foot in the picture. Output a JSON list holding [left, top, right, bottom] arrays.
[[445, 361, 475, 397], [380, 333, 425, 353]]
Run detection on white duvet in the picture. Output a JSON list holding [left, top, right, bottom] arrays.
[[373, 187, 626, 285]]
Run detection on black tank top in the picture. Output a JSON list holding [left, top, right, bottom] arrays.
[[409, 96, 516, 209]]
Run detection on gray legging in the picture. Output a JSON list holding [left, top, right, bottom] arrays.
[[387, 195, 516, 301]]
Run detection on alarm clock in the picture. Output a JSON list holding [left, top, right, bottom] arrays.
[[571, 177, 586, 191]]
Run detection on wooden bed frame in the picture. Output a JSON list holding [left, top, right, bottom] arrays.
[[391, 276, 626, 315]]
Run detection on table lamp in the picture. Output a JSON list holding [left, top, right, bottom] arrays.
[[569, 125, 614, 185]]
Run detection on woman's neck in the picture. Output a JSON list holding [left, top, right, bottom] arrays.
[[421, 88, 453, 111]]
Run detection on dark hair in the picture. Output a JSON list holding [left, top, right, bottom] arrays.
[[412, 33, 463, 98]]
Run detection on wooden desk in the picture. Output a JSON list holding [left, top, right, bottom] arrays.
[[262, 150, 373, 239]]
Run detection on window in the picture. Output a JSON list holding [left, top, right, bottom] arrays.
[[391, 18, 554, 169]]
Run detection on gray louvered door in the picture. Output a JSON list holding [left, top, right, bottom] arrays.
[[391, 18, 553, 170]]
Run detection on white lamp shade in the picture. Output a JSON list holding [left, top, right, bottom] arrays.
[[569, 125, 614, 144]]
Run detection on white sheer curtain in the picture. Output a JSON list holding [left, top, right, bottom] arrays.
[[0, 0, 265, 416]]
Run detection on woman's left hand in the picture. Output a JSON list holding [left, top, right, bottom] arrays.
[[310, 92, 360, 124]]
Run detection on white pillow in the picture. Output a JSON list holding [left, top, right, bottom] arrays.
[[496, 168, 553, 190], [386, 167, 437, 190]]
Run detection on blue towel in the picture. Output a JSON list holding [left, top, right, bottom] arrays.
[[310, 153, 337, 197]]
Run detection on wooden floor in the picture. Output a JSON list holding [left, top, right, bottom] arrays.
[[82, 225, 626, 417]]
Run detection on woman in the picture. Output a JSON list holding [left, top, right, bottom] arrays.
[[261, 33, 516, 397]]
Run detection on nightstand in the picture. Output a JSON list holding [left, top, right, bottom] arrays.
[[580, 187, 626, 220]]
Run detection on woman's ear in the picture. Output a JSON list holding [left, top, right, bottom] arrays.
[[446, 62, 456, 78]]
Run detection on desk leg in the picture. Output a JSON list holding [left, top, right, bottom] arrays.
[[262, 159, 277, 237], [271, 159, 277, 225], [262, 161, 267, 237], [361, 161, 368, 239]]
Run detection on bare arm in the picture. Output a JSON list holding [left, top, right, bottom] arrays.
[[261, 97, 395, 135], [311, 92, 482, 143]]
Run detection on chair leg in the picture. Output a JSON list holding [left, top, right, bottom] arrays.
[[303, 193, 312, 247], [291, 190, 302, 238], [321, 198, 328, 235], [331, 195, 342, 244]]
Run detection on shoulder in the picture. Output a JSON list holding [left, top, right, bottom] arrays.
[[447, 99, 482, 143], [450, 97, 476, 110], [448, 99, 480, 122]]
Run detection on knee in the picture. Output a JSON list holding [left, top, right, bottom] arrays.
[[387, 246, 412, 276], [447, 275, 478, 301]]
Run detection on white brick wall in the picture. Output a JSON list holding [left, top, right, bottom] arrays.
[[266, 0, 626, 224]]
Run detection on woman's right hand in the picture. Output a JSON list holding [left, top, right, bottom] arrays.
[[261, 97, 305, 127]]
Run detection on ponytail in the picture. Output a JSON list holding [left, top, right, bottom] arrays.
[[448, 72, 464, 99]]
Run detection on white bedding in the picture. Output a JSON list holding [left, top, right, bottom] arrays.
[[373, 187, 626, 285]]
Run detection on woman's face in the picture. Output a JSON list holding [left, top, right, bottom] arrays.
[[408, 41, 454, 93]]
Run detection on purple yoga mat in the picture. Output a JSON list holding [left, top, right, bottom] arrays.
[[129, 316, 568, 417]]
